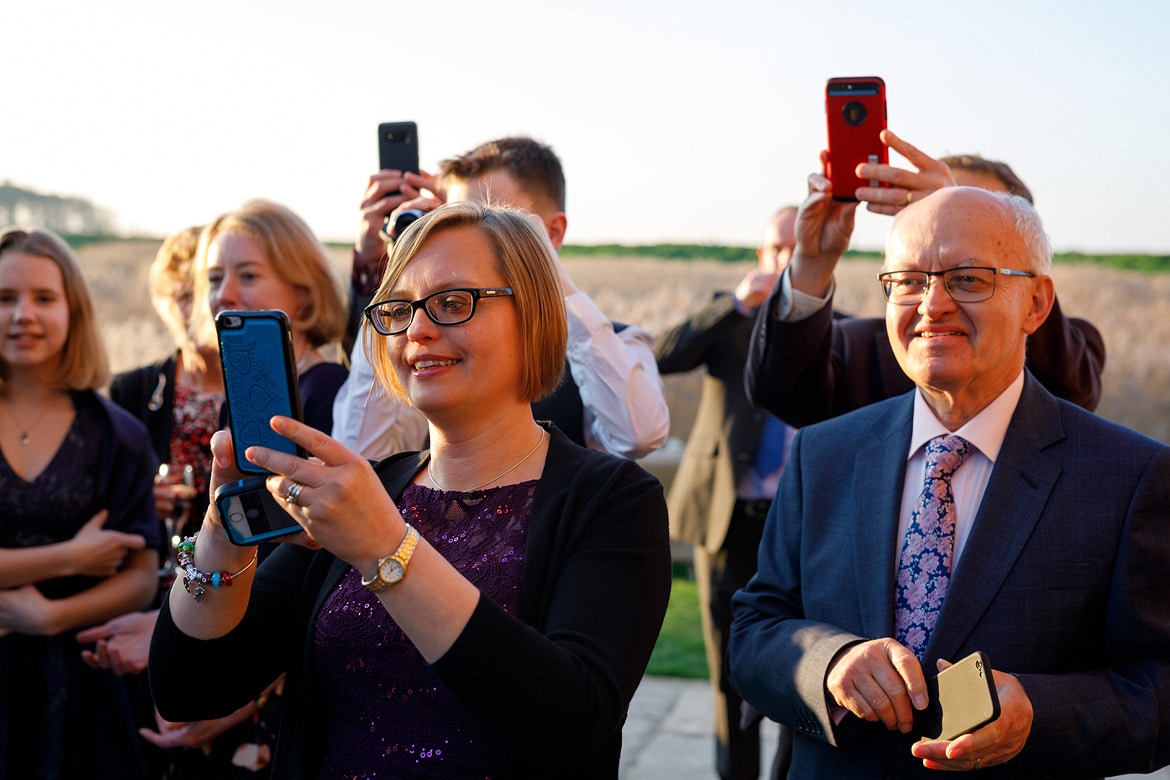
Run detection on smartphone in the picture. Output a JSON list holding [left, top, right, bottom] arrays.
[[917, 651, 1002, 741], [378, 121, 420, 180], [825, 76, 888, 202], [215, 310, 305, 476], [214, 476, 301, 545]]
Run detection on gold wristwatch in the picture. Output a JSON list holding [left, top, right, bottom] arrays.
[[361, 525, 420, 592]]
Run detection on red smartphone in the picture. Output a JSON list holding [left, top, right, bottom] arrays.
[[825, 76, 888, 202]]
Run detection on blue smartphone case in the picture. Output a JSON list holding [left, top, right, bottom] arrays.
[[215, 310, 304, 476]]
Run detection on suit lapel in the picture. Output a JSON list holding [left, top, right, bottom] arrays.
[[852, 395, 914, 640], [927, 377, 1064, 660]]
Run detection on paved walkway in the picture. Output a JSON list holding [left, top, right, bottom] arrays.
[[620, 675, 1170, 780], [621, 676, 778, 780]]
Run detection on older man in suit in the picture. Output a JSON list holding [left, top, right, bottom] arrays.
[[728, 183, 1170, 778], [656, 206, 797, 780]]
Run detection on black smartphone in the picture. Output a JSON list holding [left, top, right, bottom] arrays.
[[916, 651, 1002, 741], [214, 476, 301, 545], [825, 76, 888, 202], [215, 309, 305, 476], [378, 121, 420, 180]]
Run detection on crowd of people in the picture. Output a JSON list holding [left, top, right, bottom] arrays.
[[0, 127, 1167, 780]]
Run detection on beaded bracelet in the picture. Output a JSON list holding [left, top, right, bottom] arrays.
[[176, 533, 258, 603]]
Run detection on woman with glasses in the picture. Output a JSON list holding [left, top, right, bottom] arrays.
[[149, 201, 672, 779]]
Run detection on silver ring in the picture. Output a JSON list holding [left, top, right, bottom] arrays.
[[974, 757, 981, 770], [285, 481, 304, 506]]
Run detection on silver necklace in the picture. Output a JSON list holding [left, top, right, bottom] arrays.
[[428, 429, 547, 492], [0, 397, 56, 446]]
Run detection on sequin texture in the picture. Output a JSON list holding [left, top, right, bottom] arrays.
[[313, 480, 534, 777]]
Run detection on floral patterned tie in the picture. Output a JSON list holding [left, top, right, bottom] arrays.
[[895, 434, 973, 657]]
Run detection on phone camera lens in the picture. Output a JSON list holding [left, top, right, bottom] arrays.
[[842, 101, 867, 127]]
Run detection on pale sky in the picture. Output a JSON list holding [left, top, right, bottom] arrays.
[[4, 0, 1168, 253]]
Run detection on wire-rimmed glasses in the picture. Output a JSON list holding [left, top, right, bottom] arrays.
[[877, 267, 1035, 305]]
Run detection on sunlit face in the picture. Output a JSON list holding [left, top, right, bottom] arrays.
[[0, 250, 70, 378], [757, 209, 797, 274], [387, 226, 523, 420], [883, 188, 1051, 410], [205, 232, 304, 322]]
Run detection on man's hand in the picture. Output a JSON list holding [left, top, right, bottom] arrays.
[[786, 160, 859, 298], [855, 129, 956, 216], [911, 667, 1033, 772], [733, 269, 781, 312], [77, 609, 159, 675], [355, 169, 441, 261], [826, 637, 929, 733]]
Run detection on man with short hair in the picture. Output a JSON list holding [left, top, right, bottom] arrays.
[[728, 183, 1170, 777], [655, 206, 797, 780], [334, 136, 669, 460]]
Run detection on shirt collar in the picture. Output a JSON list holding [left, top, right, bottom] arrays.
[[908, 371, 1025, 463]]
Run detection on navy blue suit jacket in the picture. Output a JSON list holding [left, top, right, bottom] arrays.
[[728, 374, 1170, 778]]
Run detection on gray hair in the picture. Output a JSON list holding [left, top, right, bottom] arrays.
[[997, 191, 1052, 275]]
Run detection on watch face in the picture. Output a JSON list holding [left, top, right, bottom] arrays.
[[378, 558, 405, 584]]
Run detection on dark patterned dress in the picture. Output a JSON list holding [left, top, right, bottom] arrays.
[[0, 397, 158, 780], [313, 480, 535, 779]]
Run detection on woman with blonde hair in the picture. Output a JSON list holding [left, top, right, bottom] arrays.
[[192, 199, 348, 433], [151, 202, 672, 778], [0, 227, 159, 777]]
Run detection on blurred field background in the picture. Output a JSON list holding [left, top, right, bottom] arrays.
[[82, 240, 1170, 446]]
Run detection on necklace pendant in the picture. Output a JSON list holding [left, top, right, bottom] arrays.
[[19, 431, 30, 446]]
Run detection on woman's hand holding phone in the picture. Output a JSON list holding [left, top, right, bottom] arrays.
[[242, 415, 404, 573]]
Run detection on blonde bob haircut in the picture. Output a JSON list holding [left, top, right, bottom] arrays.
[[366, 201, 568, 404], [192, 200, 347, 348], [0, 228, 109, 391]]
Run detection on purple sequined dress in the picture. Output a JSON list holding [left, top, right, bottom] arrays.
[[313, 480, 535, 779]]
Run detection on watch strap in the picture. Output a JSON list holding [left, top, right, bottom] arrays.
[[361, 524, 420, 592]]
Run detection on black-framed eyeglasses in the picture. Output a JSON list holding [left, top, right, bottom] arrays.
[[363, 287, 514, 336], [876, 267, 1035, 305]]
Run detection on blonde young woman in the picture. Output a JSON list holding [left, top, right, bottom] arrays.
[[0, 228, 159, 777], [150, 202, 672, 779], [193, 199, 349, 434]]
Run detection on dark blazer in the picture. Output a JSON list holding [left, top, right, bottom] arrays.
[[745, 291, 1106, 428], [728, 374, 1170, 778], [150, 425, 672, 779], [655, 293, 770, 551]]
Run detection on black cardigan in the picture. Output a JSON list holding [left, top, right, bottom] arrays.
[[150, 426, 672, 778]]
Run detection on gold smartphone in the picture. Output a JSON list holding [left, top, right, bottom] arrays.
[[917, 650, 1001, 741]]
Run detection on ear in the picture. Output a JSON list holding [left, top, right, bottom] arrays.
[[1021, 274, 1056, 335], [544, 212, 568, 251]]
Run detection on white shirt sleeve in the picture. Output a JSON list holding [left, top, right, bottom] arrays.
[[771, 266, 835, 322], [332, 326, 429, 460], [563, 289, 670, 459]]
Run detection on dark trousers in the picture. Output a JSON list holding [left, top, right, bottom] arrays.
[[696, 498, 787, 780]]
